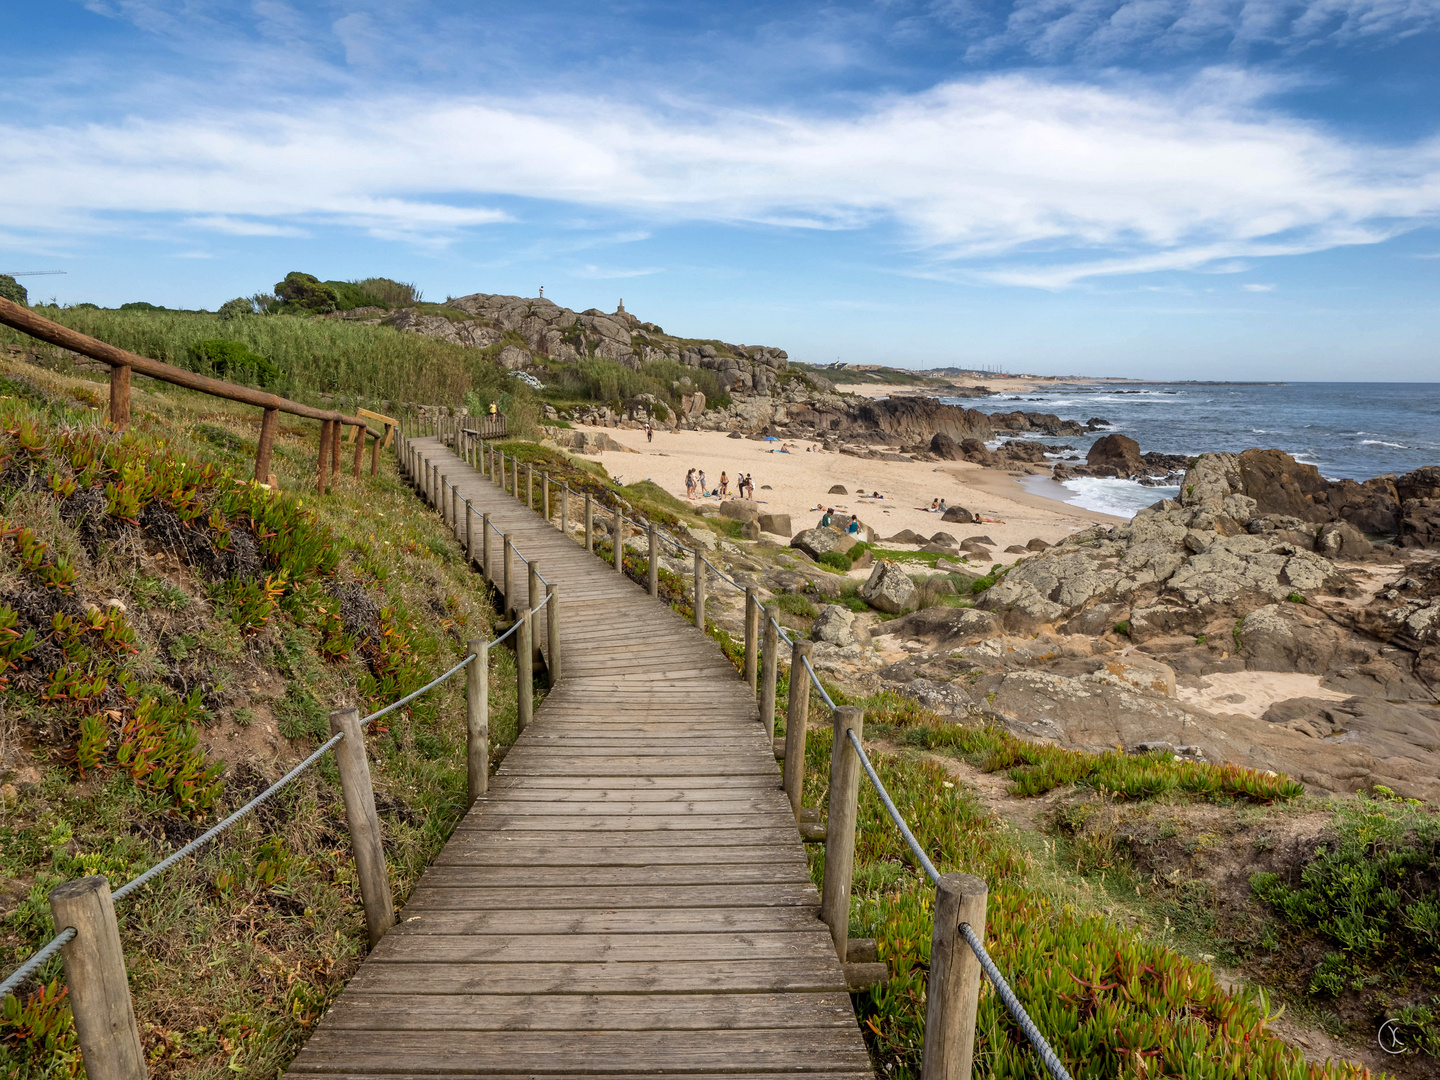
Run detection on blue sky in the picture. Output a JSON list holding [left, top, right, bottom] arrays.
[[2, 0, 1438, 379]]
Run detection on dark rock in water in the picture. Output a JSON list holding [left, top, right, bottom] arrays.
[[941, 505, 975, 523], [1086, 417, 1111, 428], [989, 410, 1086, 436], [998, 440, 1051, 463], [1087, 433, 1144, 476], [828, 484, 848, 495]]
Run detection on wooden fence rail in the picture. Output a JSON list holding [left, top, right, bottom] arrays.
[[0, 298, 394, 494]]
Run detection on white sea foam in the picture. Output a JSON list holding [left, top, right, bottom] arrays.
[[1020, 476, 1179, 519], [1361, 439, 1407, 449]]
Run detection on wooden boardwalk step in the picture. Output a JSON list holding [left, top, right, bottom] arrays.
[[283, 438, 872, 1079]]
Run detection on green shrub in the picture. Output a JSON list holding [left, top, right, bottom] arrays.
[[188, 339, 281, 387], [217, 297, 254, 320], [274, 271, 337, 313], [0, 274, 27, 306], [352, 277, 421, 307], [774, 593, 819, 619], [817, 550, 852, 572]]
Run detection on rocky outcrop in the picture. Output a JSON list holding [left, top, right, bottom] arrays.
[[812, 605, 871, 648], [1087, 433, 1144, 476], [790, 528, 859, 561], [845, 398, 992, 445], [860, 560, 918, 614]]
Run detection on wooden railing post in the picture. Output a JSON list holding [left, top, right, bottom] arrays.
[[48, 876, 147, 1080], [370, 431, 380, 476], [561, 485, 569, 536], [328, 706, 395, 948], [466, 641, 488, 805], [693, 548, 706, 628], [545, 583, 561, 684], [108, 363, 132, 431], [543, 474, 550, 521], [821, 706, 864, 961], [482, 513, 492, 581], [744, 587, 760, 693], [517, 609, 533, 732], [647, 523, 659, 597], [921, 874, 989, 1080], [760, 606, 779, 741], [451, 482, 460, 537], [330, 418, 343, 483], [584, 494, 594, 552], [464, 498, 474, 564], [614, 508, 624, 573], [503, 534, 515, 618], [512, 456, 519, 500], [784, 639, 813, 818], [528, 561, 543, 666], [526, 464, 533, 511], [351, 423, 364, 477], [255, 406, 278, 483], [317, 419, 333, 495]]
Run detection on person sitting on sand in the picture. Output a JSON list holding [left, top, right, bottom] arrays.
[[938, 498, 947, 513], [779, 443, 791, 454], [929, 499, 940, 512], [847, 515, 860, 535], [820, 508, 833, 528]]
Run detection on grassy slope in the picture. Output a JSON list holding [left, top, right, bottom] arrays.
[[0, 359, 523, 1079]]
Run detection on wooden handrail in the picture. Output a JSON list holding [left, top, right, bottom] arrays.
[[0, 297, 363, 428], [0, 297, 389, 493]]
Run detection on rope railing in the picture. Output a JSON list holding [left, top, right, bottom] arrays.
[[1, 442, 564, 1076], [415, 428, 1071, 1080]]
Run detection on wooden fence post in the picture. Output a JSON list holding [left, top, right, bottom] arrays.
[[502, 534, 515, 617], [328, 707, 395, 948], [466, 641, 488, 805], [370, 432, 380, 476], [614, 508, 624, 573], [584, 494, 594, 552], [351, 424, 363, 477], [820, 706, 864, 961], [330, 418, 343, 482], [481, 513, 492, 581], [255, 406, 278, 483], [517, 609, 533, 732], [108, 364, 132, 431], [526, 464, 533, 511], [921, 874, 989, 1080], [48, 876, 147, 1080], [784, 639, 813, 818], [760, 606, 779, 741], [451, 482, 460, 537], [464, 499, 474, 564], [647, 524, 658, 597], [317, 419, 333, 495], [545, 583, 561, 684], [528, 560, 542, 666], [543, 474, 550, 521], [693, 548, 706, 628], [512, 456, 519, 500], [744, 587, 760, 693], [561, 485, 569, 536]]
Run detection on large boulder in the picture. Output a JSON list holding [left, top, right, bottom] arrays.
[[1398, 467, 1440, 502], [849, 398, 992, 445], [1181, 449, 1404, 534], [885, 529, 928, 545], [719, 500, 760, 522], [859, 561, 918, 614], [1400, 499, 1440, 549], [930, 433, 963, 460], [812, 605, 870, 647], [757, 513, 792, 536], [941, 505, 975, 523], [791, 528, 858, 561], [878, 606, 998, 648], [1086, 434, 1144, 478]]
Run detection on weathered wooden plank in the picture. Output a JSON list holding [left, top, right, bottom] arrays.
[[316, 991, 858, 1030], [383, 907, 827, 935], [402, 883, 820, 911], [418, 863, 811, 887], [367, 931, 836, 964]]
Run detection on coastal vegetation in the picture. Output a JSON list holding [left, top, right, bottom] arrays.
[[0, 359, 523, 1079]]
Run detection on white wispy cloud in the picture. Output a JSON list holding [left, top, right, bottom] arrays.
[[1243, 282, 1277, 290], [572, 265, 665, 279], [2, 67, 1438, 287]]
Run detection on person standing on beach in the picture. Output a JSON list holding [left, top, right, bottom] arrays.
[[698, 469, 708, 495], [686, 469, 696, 499], [645, 422, 653, 443]]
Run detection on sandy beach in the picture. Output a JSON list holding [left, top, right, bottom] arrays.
[[567, 424, 1121, 561]]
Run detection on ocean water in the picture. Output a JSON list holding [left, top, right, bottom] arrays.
[[940, 382, 1440, 519]]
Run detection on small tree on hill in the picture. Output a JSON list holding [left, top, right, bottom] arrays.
[[274, 272, 337, 313], [0, 275, 29, 305]]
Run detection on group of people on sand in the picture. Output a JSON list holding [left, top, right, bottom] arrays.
[[817, 508, 863, 534], [686, 468, 755, 500]]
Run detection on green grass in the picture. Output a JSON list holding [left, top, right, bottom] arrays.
[[0, 358, 524, 1080], [781, 691, 1362, 1080]]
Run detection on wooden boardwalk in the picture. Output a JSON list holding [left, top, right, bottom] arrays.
[[286, 439, 873, 1079]]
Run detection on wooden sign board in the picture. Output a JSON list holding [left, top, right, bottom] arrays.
[[351, 407, 399, 449]]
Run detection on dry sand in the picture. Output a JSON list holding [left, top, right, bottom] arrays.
[[568, 424, 1121, 560]]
